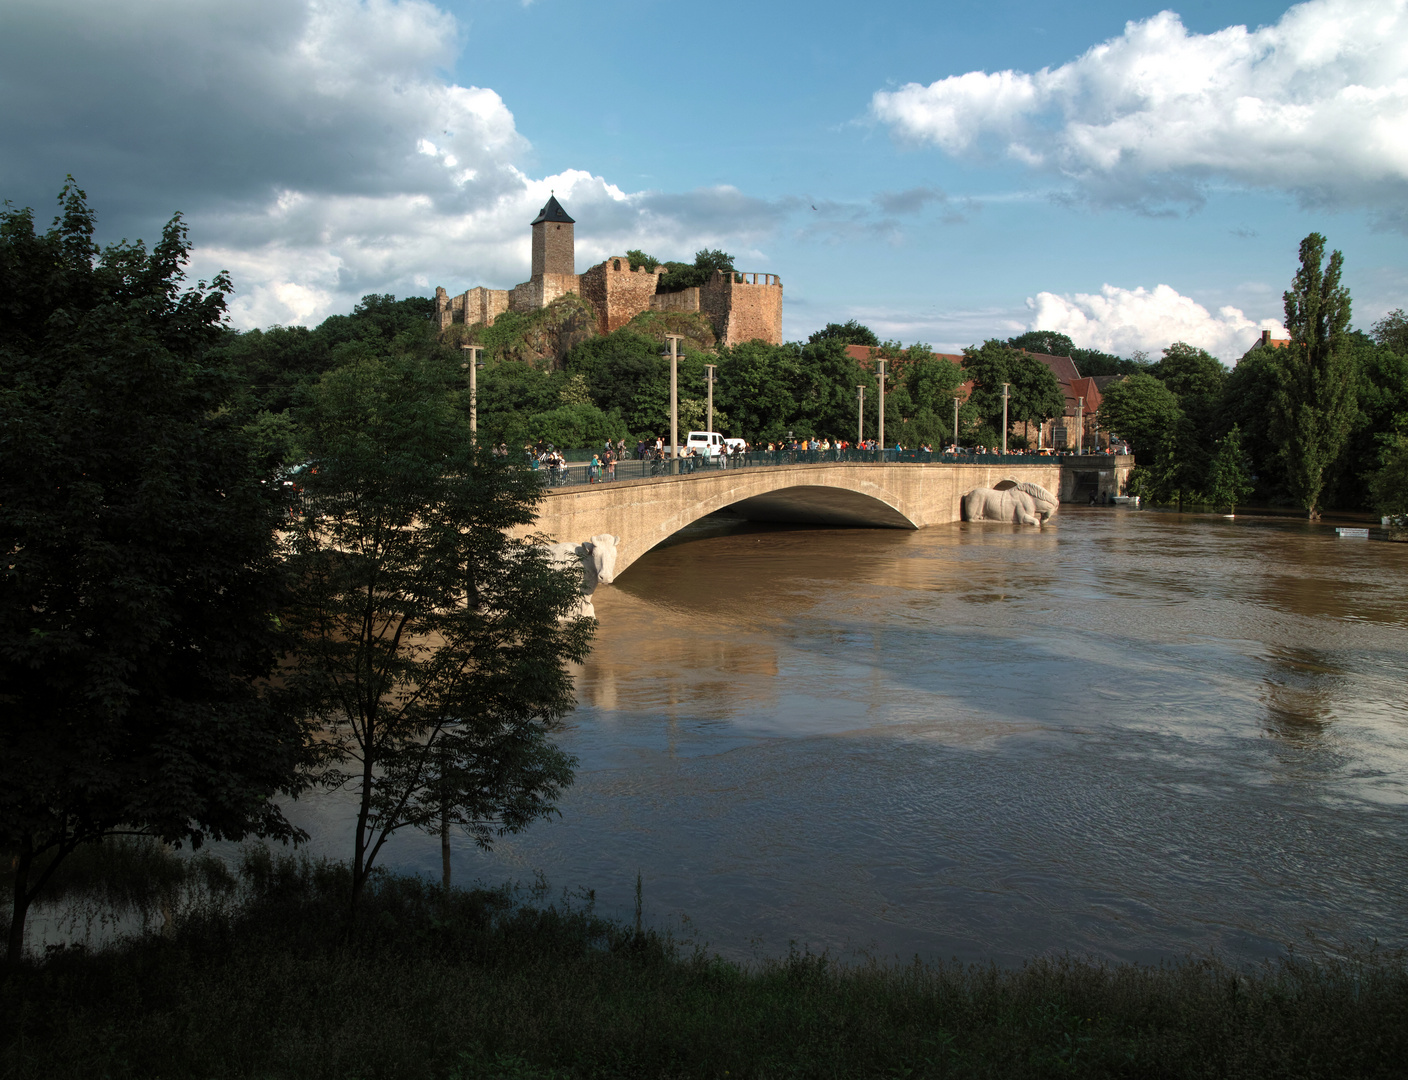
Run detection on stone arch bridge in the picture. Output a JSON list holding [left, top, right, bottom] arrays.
[[519, 456, 1132, 578]]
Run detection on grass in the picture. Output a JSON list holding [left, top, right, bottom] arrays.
[[3, 844, 1405, 1079]]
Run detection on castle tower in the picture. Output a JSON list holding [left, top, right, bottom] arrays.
[[530, 195, 575, 278]]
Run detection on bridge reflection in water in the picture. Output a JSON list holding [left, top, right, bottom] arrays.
[[521, 453, 1133, 578]]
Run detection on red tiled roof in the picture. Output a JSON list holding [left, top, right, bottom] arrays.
[[1069, 376, 1101, 415]]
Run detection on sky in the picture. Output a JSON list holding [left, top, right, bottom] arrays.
[[2, 0, 1405, 362]]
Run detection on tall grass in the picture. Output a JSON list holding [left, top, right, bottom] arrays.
[[3, 847, 1405, 1079]]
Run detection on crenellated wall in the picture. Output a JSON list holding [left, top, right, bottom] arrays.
[[700, 270, 784, 345]]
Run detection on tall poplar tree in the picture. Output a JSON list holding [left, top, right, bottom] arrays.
[[1272, 233, 1356, 520]]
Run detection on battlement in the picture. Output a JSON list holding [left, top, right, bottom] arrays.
[[699, 269, 783, 345]]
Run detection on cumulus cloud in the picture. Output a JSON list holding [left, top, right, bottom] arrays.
[[1026, 284, 1286, 361], [871, 0, 1408, 217], [0, 0, 786, 328]]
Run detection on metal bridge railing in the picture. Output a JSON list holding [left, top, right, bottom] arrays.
[[529, 448, 1085, 489]]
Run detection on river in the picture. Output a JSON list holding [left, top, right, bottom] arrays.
[[288, 507, 1408, 967]]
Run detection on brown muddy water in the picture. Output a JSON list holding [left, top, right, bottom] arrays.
[[282, 507, 1408, 966]]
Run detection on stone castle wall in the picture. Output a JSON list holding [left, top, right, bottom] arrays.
[[649, 287, 701, 314], [435, 285, 510, 328], [509, 273, 580, 315], [579, 258, 668, 333], [700, 272, 783, 346]]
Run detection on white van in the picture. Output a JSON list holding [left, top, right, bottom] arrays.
[[685, 431, 726, 458]]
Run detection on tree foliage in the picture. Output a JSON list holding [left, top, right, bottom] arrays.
[[961, 340, 1065, 434], [626, 248, 737, 294], [1271, 233, 1357, 520], [1205, 425, 1255, 514], [1369, 438, 1408, 518], [283, 355, 592, 913], [809, 320, 879, 347], [1098, 373, 1183, 458], [1371, 308, 1408, 355], [0, 183, 309, 964]]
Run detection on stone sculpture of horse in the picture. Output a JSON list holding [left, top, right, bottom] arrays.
[[961, 481, 1059, 527], [541, 533, 620, 618]]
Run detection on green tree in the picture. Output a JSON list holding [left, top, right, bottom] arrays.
[[1098, 372, 1183, 458], [1271, 233, 1357, 520], [1331, 334, 1408, 507], [524, 401, 628, 449], [1, 184, 309, 965], [1007, 330, 1076, 357], [1371, 308, 1408, 354], [1368, 438, 1408, 518], [961, 340, 1065, 439], [809, 320, 879, 346], [715, 340, 806, 441], [212, 294, 437, 415], [1152, 342, 1227, 408], [1151, 342, 1228, 490], [656, 249, 736, 293], [1219, 345, 1284, 500], [284, 355, 592, 916], [1206, 425, 1256, 514]]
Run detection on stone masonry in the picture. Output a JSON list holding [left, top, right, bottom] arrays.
[[435, 195, 784, 346]]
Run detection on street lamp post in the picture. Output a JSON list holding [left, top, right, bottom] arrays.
[[877, 359, 886, 459], [1077, 395, 1085, 455], [857, 385, 865, 447], [459, 344, 484, 438], [664, 334, 683, 474], [953, 396, 960, 452], [704, 363, 716, 435], [1001, 382, 1010, 455]]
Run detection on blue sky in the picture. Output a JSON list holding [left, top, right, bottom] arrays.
[[2, 0, 1404, 360]]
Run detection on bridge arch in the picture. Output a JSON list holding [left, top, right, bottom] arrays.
[[522, 461, 1070, 580]]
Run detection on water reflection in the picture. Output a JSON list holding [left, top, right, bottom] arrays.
[[1259, 647, 1341, 743], [280, 508, 1408, 967]]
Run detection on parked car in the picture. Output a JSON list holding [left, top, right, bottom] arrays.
[[686, 431, 726, 458]]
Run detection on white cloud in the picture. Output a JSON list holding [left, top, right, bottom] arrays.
[[871, 0, 1408, 217], [1026, 284, 1286, 361], [0, 0, 788, 329]]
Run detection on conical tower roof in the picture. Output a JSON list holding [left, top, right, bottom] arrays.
[[530, 195, 574, 225]]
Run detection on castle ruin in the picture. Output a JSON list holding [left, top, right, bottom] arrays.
[[434, 195, 783, 347]]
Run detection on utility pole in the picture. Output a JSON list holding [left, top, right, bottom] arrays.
[[857, 385, 865, 447], [665, 334, 683, 474], [877, 359, 886, 458], [1001, 382, 1010, 455], [704, 363, 716, 435], [459, 343, 483, 438]]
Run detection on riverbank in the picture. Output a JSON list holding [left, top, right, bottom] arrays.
[[4, 852, 1405, 1079]]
